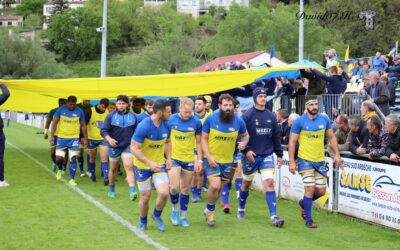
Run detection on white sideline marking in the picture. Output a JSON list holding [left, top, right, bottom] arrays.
[[6, 141, 168, 250]]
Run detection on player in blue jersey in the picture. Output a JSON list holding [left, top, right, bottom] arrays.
[[220, 99, 243, 213], [101, 95, 138, 200], [192, 96, 210, 202], [137, 99, 154, 124], [131, 99, 172, 232], [50, 96, 88, 186], [168, 98, 202, 227], [289, 96, 343, 228], [44, 98, 67, 172], [202, 94, 249, 226], [237, 88, 285, 227]]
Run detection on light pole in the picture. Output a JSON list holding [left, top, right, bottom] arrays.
[[298, 0, 304, 61], [100, 0, 107, 78]]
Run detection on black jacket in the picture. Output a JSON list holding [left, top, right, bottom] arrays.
[[366, 81, 390, 116], [349, 121, 369, 154], [386, 127, 400, 157], [300, 69, 326, 95]]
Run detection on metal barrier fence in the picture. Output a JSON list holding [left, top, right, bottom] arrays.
[[271, 94, 364, 120]]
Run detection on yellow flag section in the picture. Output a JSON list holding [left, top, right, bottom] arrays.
[[0, 65, 321, 112]]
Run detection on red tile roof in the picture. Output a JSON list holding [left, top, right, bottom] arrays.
[[193, 50, 266, 72]]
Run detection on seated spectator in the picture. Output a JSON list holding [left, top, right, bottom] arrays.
[[367, 115, 389, 160], [388, 57, 400, 87], [328, 114, 351, 156], [348, 115, 369, 155], [276, 109, 289, 144], [365, 71, 390, 116], [282, 113, 299, 145], [384, 114, 400, 163], [360, 101, 377, 121]]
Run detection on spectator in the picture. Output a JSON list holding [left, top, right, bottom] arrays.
[[384, 114, 400, 162], [388, 57, 400, 87], [276, 109, 289, 144], [300, 69, 326, 95], [234, 61, 245, 70], [328, 114, 351, 156], [312, 66, 344, 94], [283, 113, 299, 145], [365, 71, 390, 116], [274, 78, 283, 96], [291, 80, 307, 114], [326, 49, 340, 68], [372, 52, 388, 73], [367, 115, 389, 160], [381, 74, 396, 106], [358, 62, 370, 79], [360, 101, 377, 121], [348, 115, 369, 155], [321, 50, 329, 68]]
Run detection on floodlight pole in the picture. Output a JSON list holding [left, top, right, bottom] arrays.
[[298, 0, 304, 61], [100, 0, 108, 78]]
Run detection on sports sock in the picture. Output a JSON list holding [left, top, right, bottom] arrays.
[[206, 203, 215, 212], [153, 208, 162, 218], [109, 184, 115, 193], [77, 156, 83, 172], [180, 193, 189, 218], [235, 178, 242, 192], [140, 216, 147, 224], [238, 190, 249, 210], [265, 191, 277, 217], [221, 182, 231, 205], [129, 186, 136, 194], [313, 193, 321, 201], [51, 154, 56, 165], [101, 162, 109, 180], [303, 196, 313, 222], [170, 192, 179, 211], [69, 161, 77, 180]]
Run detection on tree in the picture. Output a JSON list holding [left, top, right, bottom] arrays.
[[0, 31, 74, 79], [14, 0, 46, 18], [24, 14, 42, 30]]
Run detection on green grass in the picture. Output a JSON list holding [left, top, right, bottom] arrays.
[[1, 122, 400, 249]]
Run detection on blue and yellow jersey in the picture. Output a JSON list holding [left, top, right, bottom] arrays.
[[87, 106, 108, 140], [193, 112, 209, 150], [48, 107, 60, 136], [132, 117, 171, 169], [202, 112, 247, 164], [168, 113, 202, 162], [290, 114, 331, 162], [54, 105, 84, 139], [137, 112, 150, 124]]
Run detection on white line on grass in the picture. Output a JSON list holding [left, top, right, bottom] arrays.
[[7, 141, 168, 250]]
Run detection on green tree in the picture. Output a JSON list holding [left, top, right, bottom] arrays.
[[15, 0, 46, 17], [24, 14, 42, 30], [312, 0, 400, 58], [0, 31, 74, 79]]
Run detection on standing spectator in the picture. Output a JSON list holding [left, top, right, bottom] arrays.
[[276, 109, 289, 144], [312, 66, 344, 94], [283, 113, 299, 145], [365, 71, 390, 116], [326, 49, 340, 68], [372, 52, 388, 73], [328, 114, 351, 156], [384, 114, 400, 162], [291, 80, 307, 115], [321, 50, 329, 68], [381, 74, 396, 106], [360, 101, 377, 121], [367, 115, 389, 160], [0, 84, 10, 187], [388, 57, 400, 87], [348, 115, 369, 155], [300, 69, 326, 95]]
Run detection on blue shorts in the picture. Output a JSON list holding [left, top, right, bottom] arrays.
[[203, 158, 232, 181], [108, 145, 132, 161], [56, 137, 80, 151], [88, 139, 107, 149], [171, 159, 194, 174], [134, 165, 168, 191], [51, 136, 58, 148], [297, 158, 327, 177], [232, 152, 243, 170], [194, 149, 198, 155], [242, 154, 275, 178]]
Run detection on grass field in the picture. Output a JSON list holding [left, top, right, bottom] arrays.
[[1, 122, 399, 250]]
